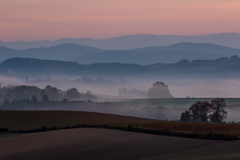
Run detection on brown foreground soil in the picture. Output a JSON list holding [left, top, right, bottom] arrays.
[[0, 110, 158, 130], [0, 128, 240, 160], [1, 111, 240, 159], [1, 110, 240, 139]]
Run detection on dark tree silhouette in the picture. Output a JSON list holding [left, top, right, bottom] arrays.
[[188, 101, 213, 122], [43, 85, 59, 101], [180, 98, 227, 123], [42, 95, 50, 103], [210, 98, 227, 123], [180, 110, 191, 122], [147, 82, 173, 98], [4, 85, 41, 100], [66, 88, 80, 101], [31, 95, 38, 105]]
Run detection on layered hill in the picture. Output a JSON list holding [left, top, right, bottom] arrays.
[[74, 43, 240, 65], [0, 43, 102, 62], [1, 33, 240, 50], [1, 56, 240, 79], [1, 42, 240, 65]]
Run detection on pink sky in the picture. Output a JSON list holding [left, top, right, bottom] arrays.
[[1, 0, 240, 41]]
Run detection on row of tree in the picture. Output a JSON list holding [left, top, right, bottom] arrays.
[[180, 98, 227, 123], [118, 82, 173, 99], [0, 85, 97, 102], [1, 95, 50, 109]]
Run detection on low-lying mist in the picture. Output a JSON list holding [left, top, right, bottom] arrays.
[[1, 75, 240, 98], [0, 75, 24, 86], [1, 75, 240, 122], [168, 79, 240, 98]]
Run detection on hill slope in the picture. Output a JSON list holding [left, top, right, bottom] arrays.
[[0, 43, 102, 62], [1, 111, 240, 160], [1, 57, 240, 79], [1, 128, 240, 160], [1, 33, 240, 50], [1, 42, 240, 65], [74, 42, 240, 64]]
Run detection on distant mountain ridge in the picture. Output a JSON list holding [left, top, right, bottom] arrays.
[[1, 33, 240, 50], [1, 42, 240, 65], [1, 57, 240, 79], [130, 42, 240, 54], [0, 43, 103, 62], [74, 42, 240, 65]]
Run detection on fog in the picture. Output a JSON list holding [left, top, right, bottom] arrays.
[[1, 75, 240, 99], [1, 75, 240, 122], [0, 75, 25, 86], [168, 79, 240, 98], [16, 78, 240, 98]]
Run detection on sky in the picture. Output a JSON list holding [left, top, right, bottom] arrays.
[[1, 0, 240, 41]]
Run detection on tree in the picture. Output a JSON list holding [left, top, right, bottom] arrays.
[[180, 98, 228, 123], [80, 91, 97, 101], [147, 82, 173, 98], [188, 101, 213, 122], [42, 95, 50, 103], [180, 110, 191, 122], [66, 88, 80, 101], [31, 95, 38, 105], [4, 85, 41, 100], [210, 98, 227, 123], [43, 85, 59, 101]]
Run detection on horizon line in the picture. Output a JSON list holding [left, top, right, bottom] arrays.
[[1, 32, 240, 43]]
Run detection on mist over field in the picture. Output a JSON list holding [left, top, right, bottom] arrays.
[[1, 75, 240, 98], [2, 1, 240, 159], [27, 78, 240, 98], [168, 79, 240, 98], [0, 75, 24, 86], [1, 75, 240, 122], [1, 36, 240, 122]]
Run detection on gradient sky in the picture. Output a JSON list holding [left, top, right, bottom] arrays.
[[1, 0, 240, 41]]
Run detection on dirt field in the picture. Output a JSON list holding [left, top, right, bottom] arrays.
[[0, 128, 240, 160], [0, 110, 158, 130], [1, 111, 240, 138], [1, 111, 240, 159]]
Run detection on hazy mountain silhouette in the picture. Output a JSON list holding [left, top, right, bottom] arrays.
[[74, 43, 240, 65], [0, 43, 102, 62], [1, 57, 240, 79], [130, 42, 240, 54], [0, 33, 240, 50], [1, 42, 240, 65]]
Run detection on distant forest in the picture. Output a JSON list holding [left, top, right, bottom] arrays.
[[0, 84, 97, 108]]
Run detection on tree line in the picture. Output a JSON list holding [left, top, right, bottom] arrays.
[[180, 98, 227, 123], [0, 84, 97, 105]]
